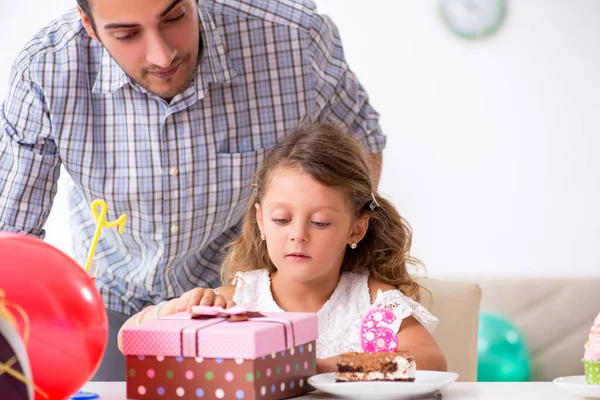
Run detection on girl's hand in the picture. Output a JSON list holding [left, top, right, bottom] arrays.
[[118, 286, 236, 352], [316, 355, 341, 374], [158, 288, 236, 317]]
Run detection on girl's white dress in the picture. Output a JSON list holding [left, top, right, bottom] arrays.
[[232, 269, 438, 359]]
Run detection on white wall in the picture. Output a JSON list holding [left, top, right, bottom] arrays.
[[0, 0, 76, 254], [2, 0, 600, 277]]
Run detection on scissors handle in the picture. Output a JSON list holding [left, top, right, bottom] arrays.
[[69, 390, 99, 399]]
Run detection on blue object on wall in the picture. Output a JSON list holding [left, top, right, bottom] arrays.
[[477, 311, 531, 382]]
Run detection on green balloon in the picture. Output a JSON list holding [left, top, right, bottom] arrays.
[[477, 312, 531, 382]]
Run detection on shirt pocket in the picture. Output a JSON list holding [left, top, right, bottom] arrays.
[[214, 148, 266, 229]]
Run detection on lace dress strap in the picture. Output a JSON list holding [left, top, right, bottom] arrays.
[[314, 271, 372, 359], [378, 289, 439, 334]]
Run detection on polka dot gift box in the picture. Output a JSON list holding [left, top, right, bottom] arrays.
[[121, 306, 318, 400]]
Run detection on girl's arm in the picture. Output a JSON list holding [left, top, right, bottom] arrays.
[[395, 315, 447, 371], [117, 285, 236, 352], [369, 277, 448, 372], [317, 314, 447, 374]]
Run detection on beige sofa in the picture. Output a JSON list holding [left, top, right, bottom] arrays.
[[418, 278, 481, 382], [476, 277, 600, 381], [416, 276, 599, 382]]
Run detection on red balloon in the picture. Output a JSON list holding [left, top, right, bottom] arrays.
[[0, 232, 108, 400]]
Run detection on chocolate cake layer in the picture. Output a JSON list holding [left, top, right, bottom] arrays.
[[335, 351, 416, 382]]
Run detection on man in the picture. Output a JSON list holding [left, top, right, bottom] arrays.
[[0, 0, 385, 380]]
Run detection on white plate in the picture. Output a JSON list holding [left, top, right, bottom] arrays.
[[307, 370, 458, 400], [553, 375, 600, 399]]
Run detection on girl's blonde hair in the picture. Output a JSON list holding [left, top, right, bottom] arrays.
[[221, 122, 422, 299]]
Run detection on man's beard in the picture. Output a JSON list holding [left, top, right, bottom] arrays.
[[103, 36, 203, 102], [132, 37, 202, 101], [134, 54, 198, 101]]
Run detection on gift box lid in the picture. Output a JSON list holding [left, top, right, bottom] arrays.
[[121, 309, 318, 360]]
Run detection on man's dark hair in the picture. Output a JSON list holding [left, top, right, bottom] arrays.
[[76, 0, 92, 15], [76, 0, 98, 33]]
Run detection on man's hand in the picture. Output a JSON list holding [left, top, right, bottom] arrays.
[[368, 152, 382, 188]]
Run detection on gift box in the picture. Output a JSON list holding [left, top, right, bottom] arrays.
[[122, 307, 318, 400]]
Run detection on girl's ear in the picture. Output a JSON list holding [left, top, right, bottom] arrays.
[[349, 216, 369, 246], [255, 203, 265, 235]]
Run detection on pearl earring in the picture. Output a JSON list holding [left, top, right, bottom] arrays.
[[260, 234, 266, 241], [350, 243, 357, 249]]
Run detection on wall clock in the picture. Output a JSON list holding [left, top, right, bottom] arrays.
[[439, 0, 506, 39]]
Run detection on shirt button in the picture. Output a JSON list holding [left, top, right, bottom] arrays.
[[169, 167, 179, 176], [170, 225, 180, 234]]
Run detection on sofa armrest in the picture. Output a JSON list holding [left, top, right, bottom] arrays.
[[417, 278, 481, 382]]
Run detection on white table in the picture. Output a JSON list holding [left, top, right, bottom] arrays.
[[81, 381, 581, 399]]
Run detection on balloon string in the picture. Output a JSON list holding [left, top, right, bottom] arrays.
[[0, 289, 30, 342], [0, 289, 50, 399], [0, 358, 49, 398]]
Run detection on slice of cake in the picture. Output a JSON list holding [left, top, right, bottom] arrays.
[[335, 351, 416, 382]]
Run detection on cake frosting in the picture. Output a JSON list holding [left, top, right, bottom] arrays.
[[335, 351, 416, 382], [584, 312, 600, 361]]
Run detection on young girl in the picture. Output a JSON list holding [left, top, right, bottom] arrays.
[[119, 123, 447, 373]]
